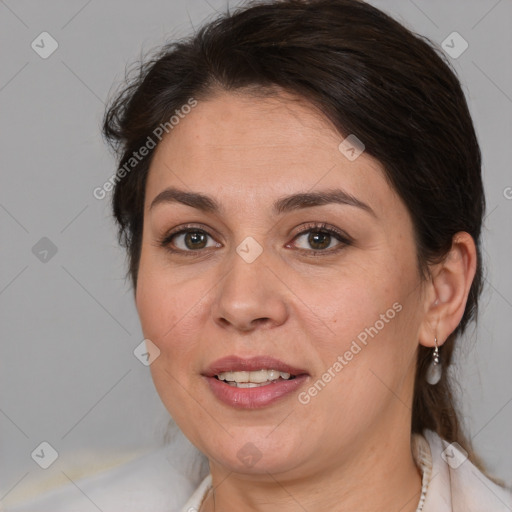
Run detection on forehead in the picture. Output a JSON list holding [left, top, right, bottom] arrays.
[[145, 91, 393, 215]]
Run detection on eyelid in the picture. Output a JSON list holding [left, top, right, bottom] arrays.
[[291, 222, 352, 242], [160, 223, 218, 242]]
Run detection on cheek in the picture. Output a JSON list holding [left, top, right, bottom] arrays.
[[302, 257, 411, 347], [136, 273, 172, 342], [134, 260, 218, 404], [302, 258, 419, 401], [135, 250, 203, 341], [302, 303, 416, 446], [135, 270, 206, 421]]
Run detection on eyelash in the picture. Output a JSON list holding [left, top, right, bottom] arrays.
[[158, 222, 352, 257]]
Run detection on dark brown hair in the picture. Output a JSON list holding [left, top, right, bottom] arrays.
[[103, 0, 485, 465]]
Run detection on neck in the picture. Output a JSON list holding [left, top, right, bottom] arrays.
[[200, 427, 423, 512]]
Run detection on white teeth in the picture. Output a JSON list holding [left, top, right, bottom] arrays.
[[227, 382, 261, 388], [267, 370, 280, 380], [231, 371, 249, 383], [216, 369, 293, 384]]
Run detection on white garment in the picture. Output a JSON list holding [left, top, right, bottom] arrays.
[[3, 436, 208, 512], [4, 430, 511, 511], [179, 430, 512, 512]]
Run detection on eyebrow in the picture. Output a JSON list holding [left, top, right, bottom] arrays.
[[149, 186, 376, 217]]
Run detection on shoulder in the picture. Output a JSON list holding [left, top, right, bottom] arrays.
[[421, 429, 512, 512], [4, 445, 201, 512]]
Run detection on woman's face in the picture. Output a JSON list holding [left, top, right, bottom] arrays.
[[136, 91, 428, 477]]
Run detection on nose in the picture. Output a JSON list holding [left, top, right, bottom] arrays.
[[211, 245, 289, 332]]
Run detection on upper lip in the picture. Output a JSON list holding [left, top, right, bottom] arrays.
[[204, 356, 308, 377]]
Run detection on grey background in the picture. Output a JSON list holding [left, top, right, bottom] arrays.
[[1, 0, 511, 507]]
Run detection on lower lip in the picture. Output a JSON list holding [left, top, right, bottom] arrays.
[[205, 375, 308, 409]]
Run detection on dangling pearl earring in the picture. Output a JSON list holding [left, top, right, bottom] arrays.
[[426, 336, 442, 385]]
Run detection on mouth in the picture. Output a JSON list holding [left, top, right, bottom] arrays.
[[214, 369, 297, 388], [203, 356, 309, 409]]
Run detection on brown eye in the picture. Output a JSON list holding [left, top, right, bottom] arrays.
[[183, 231, 208, 250], [289, 223, 352, 254], [307, 231, 332, 250], [164, 229, 220, 252], [293, 229, 342, 251]]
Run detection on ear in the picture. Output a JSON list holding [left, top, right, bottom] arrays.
[[418, 232, 477, 348]]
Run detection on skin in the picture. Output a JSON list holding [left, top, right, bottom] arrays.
[[135, 90, 477, 512]]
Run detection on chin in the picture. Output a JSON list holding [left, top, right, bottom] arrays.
[[200, 427, 309, 476]]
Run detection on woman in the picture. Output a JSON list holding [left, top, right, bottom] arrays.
[[99, 0, 511, 511]]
